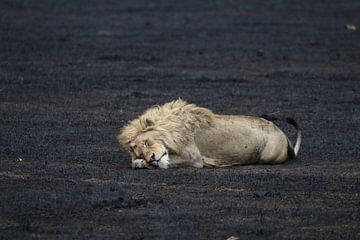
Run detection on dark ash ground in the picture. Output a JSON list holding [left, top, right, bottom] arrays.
[[1, 0, 360, 239]]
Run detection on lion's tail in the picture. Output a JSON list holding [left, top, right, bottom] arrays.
[[261, 114, 302, 159], [285, 117, 302, 159]]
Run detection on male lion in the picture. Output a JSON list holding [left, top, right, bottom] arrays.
[[118, 99, 301, 169]]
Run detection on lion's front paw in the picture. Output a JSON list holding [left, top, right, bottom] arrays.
[[132, 159, 149, 169]]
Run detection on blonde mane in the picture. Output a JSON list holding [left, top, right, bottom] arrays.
[[118, 99, 214, 153]]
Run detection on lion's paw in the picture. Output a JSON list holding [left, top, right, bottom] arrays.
[[132, 159, 149, 169]]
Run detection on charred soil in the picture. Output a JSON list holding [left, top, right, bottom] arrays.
[[1, 0, 359, 239]]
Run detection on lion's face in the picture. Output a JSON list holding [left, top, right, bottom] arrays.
[[129, 134, 169, 168]]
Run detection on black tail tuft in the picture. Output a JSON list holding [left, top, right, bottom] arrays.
[[285, 117, 297, 126]]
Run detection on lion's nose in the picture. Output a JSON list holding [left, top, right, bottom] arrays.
[[151, 153, 155, 160]]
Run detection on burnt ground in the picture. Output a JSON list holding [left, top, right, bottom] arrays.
[[0, 0, 360, 239]]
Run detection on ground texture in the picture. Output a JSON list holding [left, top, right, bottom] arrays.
[[1, 0, 360, 239]]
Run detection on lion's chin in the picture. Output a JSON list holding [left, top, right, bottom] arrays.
[[157, 155, 170, 169]]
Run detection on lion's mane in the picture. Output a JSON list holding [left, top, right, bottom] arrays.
[[118, 99, 214, 153]]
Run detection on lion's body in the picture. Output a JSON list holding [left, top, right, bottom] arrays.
[[118, 99, 301, 169], [196, 115, 290, 166]]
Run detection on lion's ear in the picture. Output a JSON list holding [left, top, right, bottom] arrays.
[[144, 118, 155, 128]]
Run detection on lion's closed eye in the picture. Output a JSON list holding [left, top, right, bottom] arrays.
[[143, 140, 151, 148]]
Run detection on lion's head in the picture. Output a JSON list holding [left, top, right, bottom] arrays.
[[118, 99, 214, 168], [127, 133, 170, 168]]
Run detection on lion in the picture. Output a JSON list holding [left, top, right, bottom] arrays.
[[118, 99, 301, 169]]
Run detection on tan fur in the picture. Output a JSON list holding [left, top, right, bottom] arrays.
[[118, 99, 301, 169]]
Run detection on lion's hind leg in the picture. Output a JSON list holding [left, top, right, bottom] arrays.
[[202, 156, 233, 168]]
